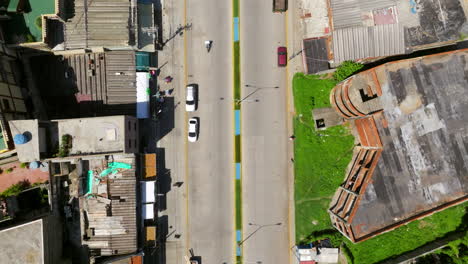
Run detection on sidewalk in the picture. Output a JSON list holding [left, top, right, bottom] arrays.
[[285, 0, 331, 261], [154, 0, 189, 263]]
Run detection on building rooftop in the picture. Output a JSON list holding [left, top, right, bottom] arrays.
[[76, 154, 138, 256], [0, 219, 44, 264], [30, 51, 137, 118], [303, 38, 329, 74], [55, 115, 129, 155], [108, 255, 143, 264], [9, 119, 42, 162], [328, 49, 468, 242], [60, 0, 136, 50], [10, 116, 137, 162], [329, 0, 467, 63]]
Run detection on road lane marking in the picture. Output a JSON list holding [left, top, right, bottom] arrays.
[[236, 163, 241, 179], [234, 17, 240, 42], [235, 110, 241, 135]]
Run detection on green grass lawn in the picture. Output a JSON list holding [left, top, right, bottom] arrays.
[[344, 203, 467, 264], [233, 0, 239, 17], [293, 73, 355, 242], [235, 179, 242, 229], [293, 72, 468, 264], [234, 42, 241, 110]]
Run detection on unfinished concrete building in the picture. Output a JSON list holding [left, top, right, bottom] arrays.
[[328, 49, 468, 242]]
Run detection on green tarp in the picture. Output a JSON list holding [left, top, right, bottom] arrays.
[[136, 52, 150, 71], [85, 170, 94, 196], [99, 162, 132, 177]]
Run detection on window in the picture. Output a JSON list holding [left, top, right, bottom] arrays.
[[134, 122, 137, 131], [359, 87, 378, 102], [128, 139, 131, 148], [128, 121, 131, 130], [5, 73, 15, 84], [134, 139, 137, 148], [2, 99, 10, 111], [316, 119, 325, 129]]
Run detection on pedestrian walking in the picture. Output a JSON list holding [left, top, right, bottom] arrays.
[[291, 158, 295, 163], [289, 135, 296, 141], [164, 76, 173, 83], [165, 88, 174, 95]]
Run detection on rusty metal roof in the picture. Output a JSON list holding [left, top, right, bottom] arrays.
[[329, 49, 468, 242], [330, 0, 397, 29], [328, 0, 467, 63]]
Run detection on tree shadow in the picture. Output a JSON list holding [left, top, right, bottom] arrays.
[[155, 148, 171, 211]]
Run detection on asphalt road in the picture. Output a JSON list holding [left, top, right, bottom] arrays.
[[240, 1, 291, 263], [185, 0, 235, 263]]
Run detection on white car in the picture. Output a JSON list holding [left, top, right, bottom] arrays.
[[188, 118, 199, 142], [186, 85, 196, 112]]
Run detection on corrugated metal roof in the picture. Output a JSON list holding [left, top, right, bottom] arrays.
[[332, 23, 405, 63], [29, 51, 137, 118], [66, 51, 137, 115], [63, 0, 136, 49], [330, 0, 397, 29], [82, 154, 138, 255], [303, 38, 329, 74]]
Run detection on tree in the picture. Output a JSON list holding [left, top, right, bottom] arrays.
[[333, 61, 364, 82]]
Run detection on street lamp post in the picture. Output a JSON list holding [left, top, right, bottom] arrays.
[[237, 222, 282, 246], [236, 85, 279, 105]]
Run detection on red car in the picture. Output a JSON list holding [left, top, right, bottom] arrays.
[[277, 46, 287, 67]]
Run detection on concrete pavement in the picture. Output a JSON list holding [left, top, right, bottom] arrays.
[[185, 0, 235, 262], [157, 0, 235, 262], [239, 0, 291, 263], [155, 0, 190, 263]]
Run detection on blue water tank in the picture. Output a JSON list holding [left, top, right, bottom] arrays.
[[13, 134, 27, 144], [29, 161, 40, 170]]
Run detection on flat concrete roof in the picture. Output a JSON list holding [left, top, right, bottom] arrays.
[[351, 49, 468, 239], [9, 120, 41, 162], [55, 116, 127, 155], [0, 219, 44, 264], [329, 49, 468, 242]]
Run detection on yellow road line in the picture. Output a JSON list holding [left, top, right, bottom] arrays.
[[183, 0, 190, 260], [284, 8, 295, 264]]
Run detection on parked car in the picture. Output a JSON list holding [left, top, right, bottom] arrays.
[[188, 118, 199, 142], [186, 85, 197, 112], [277, 46, 287, 67]]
